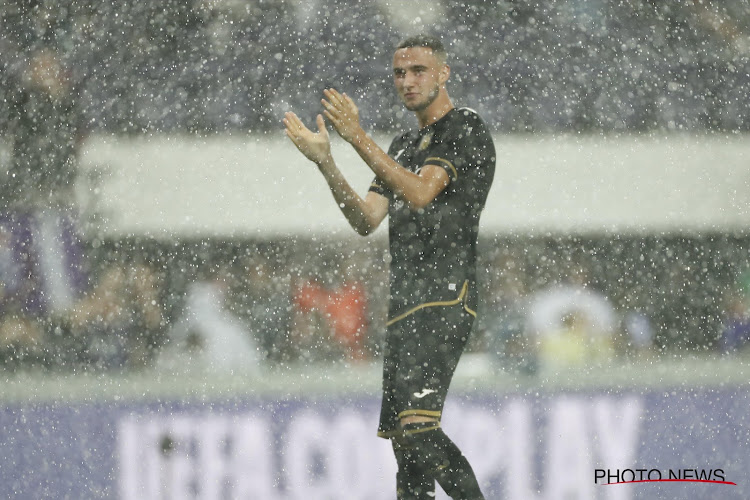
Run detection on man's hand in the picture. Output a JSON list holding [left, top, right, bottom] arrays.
[[322, 88, 364, 144], [283, 112, 332, 165]]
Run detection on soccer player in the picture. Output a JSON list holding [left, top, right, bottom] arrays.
[[283, 34, 495, 500]]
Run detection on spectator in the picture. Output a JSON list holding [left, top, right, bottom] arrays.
[[0, 309, 45, 370], [3, 45, 83, 210], [126, 262, 166, 366], [0, 219, 46, 370], [482, 253, 533, 374], [290, 256, 371, 363], [622, 309, 655, 357], [719, 291, 750, 354], [156, 266, 261, 374], [63, 261, 165, 370], [0, 224, 20, 311], [536, 310, 590, 369], [325, 257, 370, 361], [64, 264, 129, 369], [1, 5, 89, 327], [527, 273, 617, 370], [290, 274, 336, 362], [230, 254, 293, 364]]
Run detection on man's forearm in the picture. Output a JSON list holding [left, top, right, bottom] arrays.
[[348, 131, 430, 207], [320, 87, 447, 208], [317, 156, 376, 236]]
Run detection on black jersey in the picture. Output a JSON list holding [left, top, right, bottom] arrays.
[[369, 107, 496, 321]]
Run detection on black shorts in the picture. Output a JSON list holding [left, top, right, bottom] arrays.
[[377, 299, 475, 439]]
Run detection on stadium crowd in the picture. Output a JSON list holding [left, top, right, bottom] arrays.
[[1, 231, 749, 373], [1, 0, 750, 135]]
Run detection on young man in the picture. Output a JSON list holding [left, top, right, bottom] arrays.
[[283, 34, 495, 500]]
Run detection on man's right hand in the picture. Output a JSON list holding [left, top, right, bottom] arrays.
[[283, 112, 332, 166]]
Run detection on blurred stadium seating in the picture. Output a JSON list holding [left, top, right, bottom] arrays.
[[2, 0, 750, 134]]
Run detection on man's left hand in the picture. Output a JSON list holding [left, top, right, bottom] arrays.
[[322, 88, 363, 144]]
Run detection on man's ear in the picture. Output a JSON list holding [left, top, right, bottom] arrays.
[[439, 64, 450, 85]]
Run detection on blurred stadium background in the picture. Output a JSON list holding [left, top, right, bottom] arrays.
[[1, 1, 750, 499]]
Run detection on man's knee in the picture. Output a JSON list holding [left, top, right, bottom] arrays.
[[397, 421, 444, 466], [397, 423, 485, 499]]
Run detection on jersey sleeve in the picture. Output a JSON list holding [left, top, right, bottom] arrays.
[[422, 109, 495, 185]]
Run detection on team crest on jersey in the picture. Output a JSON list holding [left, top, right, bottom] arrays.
[[418, 132, 433, 151]]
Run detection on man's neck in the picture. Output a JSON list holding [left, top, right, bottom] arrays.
[[416, 90, 454, 128]]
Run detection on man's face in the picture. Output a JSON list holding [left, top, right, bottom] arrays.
[[392, 47, 446, 112]]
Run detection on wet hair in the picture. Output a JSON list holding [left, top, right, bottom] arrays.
[[396, 34, 447, 64]]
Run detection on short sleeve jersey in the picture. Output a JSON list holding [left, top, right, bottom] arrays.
[[369, 107, 496, 319]]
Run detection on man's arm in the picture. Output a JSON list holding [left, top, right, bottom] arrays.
[[283, 112, 388, 236], [322, 89, 450, 210], [316, 153, 389, 235]]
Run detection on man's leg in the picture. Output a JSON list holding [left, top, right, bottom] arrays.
[[397, 302, 484, 499], [380, 317, 435, 498], [399, 421, 485, 500], [392, 437, 436, 500], [385, 302, 484, 499]]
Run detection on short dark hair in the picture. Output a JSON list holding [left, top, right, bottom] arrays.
[[396, 34, 447, 64]]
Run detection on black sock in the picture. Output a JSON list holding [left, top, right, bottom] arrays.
[[401, 423, 485, 500], [392, 437, 436, 500]]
